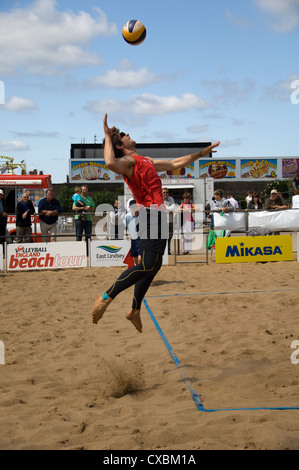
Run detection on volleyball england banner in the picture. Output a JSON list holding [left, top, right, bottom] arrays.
[[7, 241, 87, 271]]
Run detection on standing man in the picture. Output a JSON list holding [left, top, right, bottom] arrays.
[[162, 188, 175, 255], [109, 198, 126, 240], [293, 173, 299, 191], [72, 185, 95, 251], [0, 189, 8, 253], [16, 193, 35, 243], [227, 194, 239, 210], [91, 114, 220, 332], [38, 189, 62, 242]]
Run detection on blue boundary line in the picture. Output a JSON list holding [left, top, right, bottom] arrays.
[[146, 288, 299, 299], [143, 298, 299, 413]]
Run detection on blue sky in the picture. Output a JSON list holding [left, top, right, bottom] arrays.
[[0, 0, 299, 182]]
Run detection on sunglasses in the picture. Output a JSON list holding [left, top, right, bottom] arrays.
[[119, 132, 126, 138]]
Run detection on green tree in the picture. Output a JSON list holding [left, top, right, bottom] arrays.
[[262, 179, 293, 204], [57, 186, 74, 213], [93, 187, 124, 208]]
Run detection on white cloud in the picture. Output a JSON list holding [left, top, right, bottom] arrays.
[[186, 124, 210, 134], [9, 130, 60, 138], [84, 93, 211, 116], [4, 96, 38, 112], [0, 0, 117, 75], [254, 0, 299, 33], [225, 10, 252, 28], [261, 74, 299, 101], [201, 78, 255, 103], [0, 141, 30, 152], [88, 60, 161, 89]]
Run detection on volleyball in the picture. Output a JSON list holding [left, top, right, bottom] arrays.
[[122, 20, 146, 46]]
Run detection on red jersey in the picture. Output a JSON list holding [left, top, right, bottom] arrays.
[[123, 155, 165, 208]]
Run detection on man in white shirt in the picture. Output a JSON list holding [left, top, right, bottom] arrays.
[[227, 194, 239, 210], [292, 189, 299, 208]]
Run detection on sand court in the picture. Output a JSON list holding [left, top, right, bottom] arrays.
[[0, 261, 299, 450]]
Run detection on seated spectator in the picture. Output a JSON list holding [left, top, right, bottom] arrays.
[[264, 189, 287, 211], [247, 192, 263, 210], [292, 189, 299, 208]]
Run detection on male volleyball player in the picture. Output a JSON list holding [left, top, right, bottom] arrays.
[[92, 114, 220, 332]]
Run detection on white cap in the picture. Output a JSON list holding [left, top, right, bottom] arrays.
[[0, 189, 4, 195]]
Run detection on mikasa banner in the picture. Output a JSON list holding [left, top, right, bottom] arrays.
[[215, 235, 293, 264], [7, 242, 87, 271]]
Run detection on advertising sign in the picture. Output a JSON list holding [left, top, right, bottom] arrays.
[[199, 160, 236, 179], [69, 160, 121, 183], [90, 240, 132, 267], [90, 240, 168, 267], [157, 163, 195, 180], [240, 159, 277, 179], [282, 158, 299, 178], [7, 242, 87, 271], [215, 235, 293, 264]]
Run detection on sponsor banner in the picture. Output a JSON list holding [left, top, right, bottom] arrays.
[[7, 242, 87, 271], [240, 158, 277, 179], [90, 240, 132, 267], [215, 235, 293, 264], [90, 240, 168, 267], [199, 159, 236, 179]]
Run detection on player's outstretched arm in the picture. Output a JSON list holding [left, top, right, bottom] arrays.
[[153, 141, 220, 172]]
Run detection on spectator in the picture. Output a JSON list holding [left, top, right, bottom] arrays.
[[292, 189, 299, 208], [227, 194, 239, 210], [264, 189, 287, 211], [245, 190, 253, 208], [162, 188, 175, 255], [72, 186, 86, 220], [109, 198, 126, 239], [125, 200, 141, 265], [38, 189, 62, 242], [0, 189, 8, 253], [179, 192, 196, 255], [16, 193, 35, 243], [210, 189, 233, 229], [72, 185, 95, 250], [293, 173, 299, 191], [247, 192, 263, 210]]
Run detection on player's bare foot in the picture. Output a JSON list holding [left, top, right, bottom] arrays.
[[92, 293, 112, 324], [126, 309, 142, 333]]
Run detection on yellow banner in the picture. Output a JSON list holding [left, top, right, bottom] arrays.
[[215, 235, 293, 263]]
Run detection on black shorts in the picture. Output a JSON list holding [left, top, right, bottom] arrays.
[[130, 238, 141, 257], [137, 208, 167, 254]]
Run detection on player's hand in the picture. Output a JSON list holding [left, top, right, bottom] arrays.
[[103, 113, 113, 137], [201, 141, 220, 157]]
